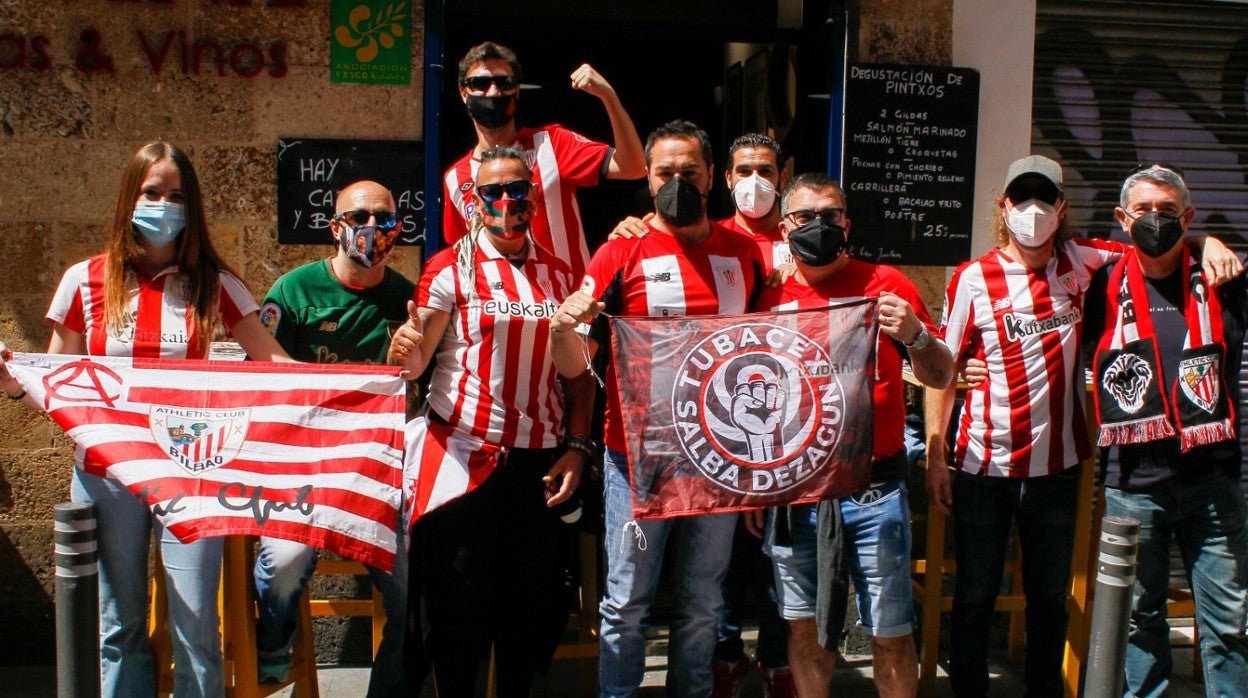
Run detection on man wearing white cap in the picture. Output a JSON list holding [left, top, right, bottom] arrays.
[[925, 155, 1240, 696]]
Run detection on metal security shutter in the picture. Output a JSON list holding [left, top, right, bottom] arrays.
[[1033, 0, 1248, 245]]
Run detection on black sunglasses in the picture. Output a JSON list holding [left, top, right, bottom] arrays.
[[462, 74, 519, 92], [336, 209, 398, 230], [1129, 162, 1185, 178], [1006, 179, 1061, 205], [476, 180, 533, 203]]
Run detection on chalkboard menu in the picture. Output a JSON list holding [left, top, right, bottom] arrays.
[[842, 63, 979, 267], [276, 138, 425, 246]]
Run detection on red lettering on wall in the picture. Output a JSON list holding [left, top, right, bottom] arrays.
[[229, 43, 264, 78], [192, 39, 224, 76], [138, 28, 287, 79], [267, 41, 287, 78], [136, 29, 177, 73], [0, 33, 51, 71]]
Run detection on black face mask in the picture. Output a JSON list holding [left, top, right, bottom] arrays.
[[1129, 211, 1185, 258], [788, 219, 847, 267], [654, 176, 704, 228], [464, 94, 515, 129]]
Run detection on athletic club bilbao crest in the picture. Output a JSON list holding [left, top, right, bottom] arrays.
[[1178, 354, 1220, 413], [1059, 273, 1079, 297], [671, 322, 845, 495], [150, 406, 249, 474]]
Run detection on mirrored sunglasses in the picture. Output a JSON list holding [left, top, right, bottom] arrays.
[[336, 209, 398, 230], [476, 180, 533, 203]]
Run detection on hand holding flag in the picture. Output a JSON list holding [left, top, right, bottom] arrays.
[[0, 341, 25, 401], [550, 290, 604, 333]]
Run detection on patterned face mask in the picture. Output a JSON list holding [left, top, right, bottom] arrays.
[[338, 223, 398, 268], [478, 197, 534, 240]]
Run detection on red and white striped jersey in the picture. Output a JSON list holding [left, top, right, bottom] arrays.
[[755, 258, 937, 461], [417, 234, 577, 449], [46, 254, 257, 360], [442, 124, 611, 280], [718, 216, 791, 273], [582, 222, 766, 453], [401, 416, 499, 531], [939, 238, 1125, 478]]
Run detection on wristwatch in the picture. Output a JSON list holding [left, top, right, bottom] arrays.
[[903, 326, 932, 351]]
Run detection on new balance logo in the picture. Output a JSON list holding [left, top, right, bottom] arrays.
[[318, 321, 338, 332], [648, 272, 672, 283]]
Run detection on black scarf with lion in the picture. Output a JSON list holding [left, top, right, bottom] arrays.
[[1093, 246, 1235, 452]]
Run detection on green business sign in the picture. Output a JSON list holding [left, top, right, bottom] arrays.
[[330, 0, 410, 85]]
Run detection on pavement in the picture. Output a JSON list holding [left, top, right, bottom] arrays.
[[0, 627, 1207, 696]]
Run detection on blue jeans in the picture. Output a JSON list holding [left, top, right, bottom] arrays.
[[715, 517, 790, 669], [764, 482, 914, 637], [1106, 469, 1248, 698], [842, 482, 914, 637], [255, 531, 408, 697], [73, 468, 224, 698], [254, 538, 317, 659], [950, 466, 1079, 698], [599, 449, 736, 697]]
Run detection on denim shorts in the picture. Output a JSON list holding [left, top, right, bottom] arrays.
[[764, 481, 914, 638]]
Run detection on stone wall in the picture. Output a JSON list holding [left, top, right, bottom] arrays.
[[0, 0, 424, 664]]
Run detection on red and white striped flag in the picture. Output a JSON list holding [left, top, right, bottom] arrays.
[[6, 352, 406, 570], [400, 416, 500, 536]]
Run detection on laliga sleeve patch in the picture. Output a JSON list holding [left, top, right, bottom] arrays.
[[259, 303, 281, 334]]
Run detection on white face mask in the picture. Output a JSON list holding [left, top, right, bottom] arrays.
[[1006, 199, 1060, 248], [732, 173, 777, 219]]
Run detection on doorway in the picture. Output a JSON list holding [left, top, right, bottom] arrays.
[[434, 1, 838, 251]]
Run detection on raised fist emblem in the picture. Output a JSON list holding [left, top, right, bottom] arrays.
[[729, 365, 787, 461]]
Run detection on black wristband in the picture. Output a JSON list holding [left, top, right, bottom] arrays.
[[6, 389, 26, 401], [561, 435, 596, 461]]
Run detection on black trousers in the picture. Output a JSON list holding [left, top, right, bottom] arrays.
[[407, 446, 573, 697]]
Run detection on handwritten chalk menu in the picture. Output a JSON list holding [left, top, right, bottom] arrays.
[[842, 64, 979, 266], [276, 138, 425, 246]]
